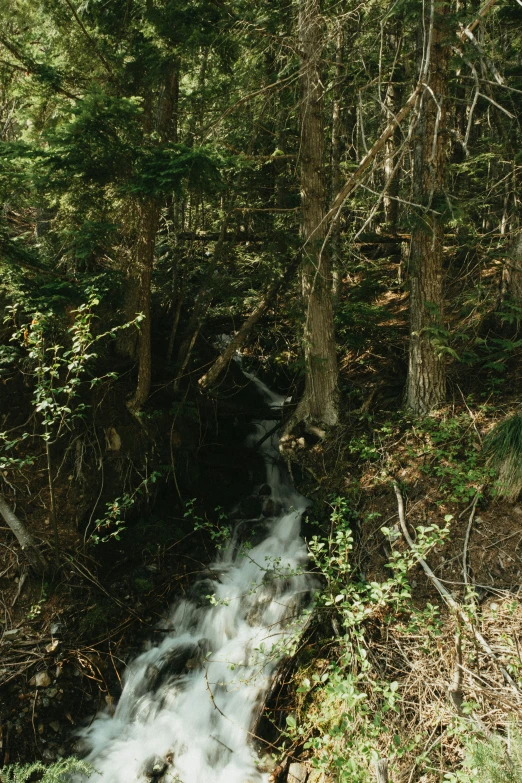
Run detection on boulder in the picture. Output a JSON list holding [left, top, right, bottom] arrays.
[[288, 762, 308, 783]]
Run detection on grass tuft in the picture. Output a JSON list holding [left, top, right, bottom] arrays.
[[483, 412, 522, 500]]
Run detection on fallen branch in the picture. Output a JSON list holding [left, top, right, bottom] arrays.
[[393, 481, 520, 695], [198, 258, 300, 390], [0, 495, 47, 573], [463, 488, 482, 589]]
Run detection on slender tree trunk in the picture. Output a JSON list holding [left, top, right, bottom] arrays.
[[295, 0, 339, 428], [330, 23, 344, 298], [127, 198, 161, 413], [127, 61, 179, 413], [500, 230, 522, 308], [406, 2, 449, 415], [383, 21, 402, 231]]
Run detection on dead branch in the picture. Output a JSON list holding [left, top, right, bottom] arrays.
[[0, 495, 47, 573], [393, 481, 520, 695], [463, 489, 482, 589], [198, 257, 300, 390]]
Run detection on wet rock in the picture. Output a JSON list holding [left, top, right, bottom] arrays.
[[241, 496, 264, 518], [189, 578, 216, 608], [288, 762, 308, 783], [49, 721, 60, 732], [262, 499, 282, 518], [146, 639, 210, 693], [46, 687, 58, 698], [30, 670, 51, 688], [142, 755, 168, 779], [258, 484, 271, 496], [237, 518, 268, 547]]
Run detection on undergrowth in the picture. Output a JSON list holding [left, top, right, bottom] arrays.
[[280, 496, 522, 783]]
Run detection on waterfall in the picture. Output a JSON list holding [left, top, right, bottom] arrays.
[[78, 374, 313, 783]]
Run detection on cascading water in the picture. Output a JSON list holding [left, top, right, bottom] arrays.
[[78, 374, 313, 783]]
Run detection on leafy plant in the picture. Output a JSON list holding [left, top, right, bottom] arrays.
[[86, 471, 162, 545], [283, 497, 452, 782], [184, 498, 231, 550]]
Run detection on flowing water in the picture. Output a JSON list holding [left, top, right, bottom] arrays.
[[78, 374, 313, 783]]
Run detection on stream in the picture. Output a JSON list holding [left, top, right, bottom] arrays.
[[77, 373, 314, 783]]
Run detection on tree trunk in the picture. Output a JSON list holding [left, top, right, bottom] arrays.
[[127, 198, 161, 414], [383, 19, 403, 231], [0, 495, 47, 573], [294, 0, 339, 429], [500, 231, 522, 313], [127, 61, 179, 413], [330, 22, 344, 298], [405, 2, 449, 416]]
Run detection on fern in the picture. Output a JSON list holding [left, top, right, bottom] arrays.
[[0, 758, 93, 783]]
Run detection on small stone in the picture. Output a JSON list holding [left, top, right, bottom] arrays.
[[38, 723, 45, 735], [30, 671, 51, 688], [49, 721, 60, 732], [46, 639, 60, 653], [42, 697, 50, 707], [288, 762, 308, 783], [46, 688, 58, 699], [50, 622, 63, 635]]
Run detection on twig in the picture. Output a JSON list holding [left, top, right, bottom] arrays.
[[393, 480, 520, 695], [11, 571, 27, 608], [463, 488, 482, 589]]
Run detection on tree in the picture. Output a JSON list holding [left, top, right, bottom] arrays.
[[293, 0, 339, 429], [405, 0, 450, 416]]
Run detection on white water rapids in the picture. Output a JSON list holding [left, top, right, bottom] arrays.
[[78, 374, 313, 783]]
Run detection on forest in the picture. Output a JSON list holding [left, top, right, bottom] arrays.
[[1, 0, 522, 781]]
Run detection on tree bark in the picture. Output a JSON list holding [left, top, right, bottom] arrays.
[[330, 22, 344, 298], [295, 0, 339, 429], [500, 231, 522, 313], [127, 61, 179, 413], [0, 495, 47, 573], [405, 2, 449, 416], [127, 198, 161, 414], [383, 18, 403, 232]]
